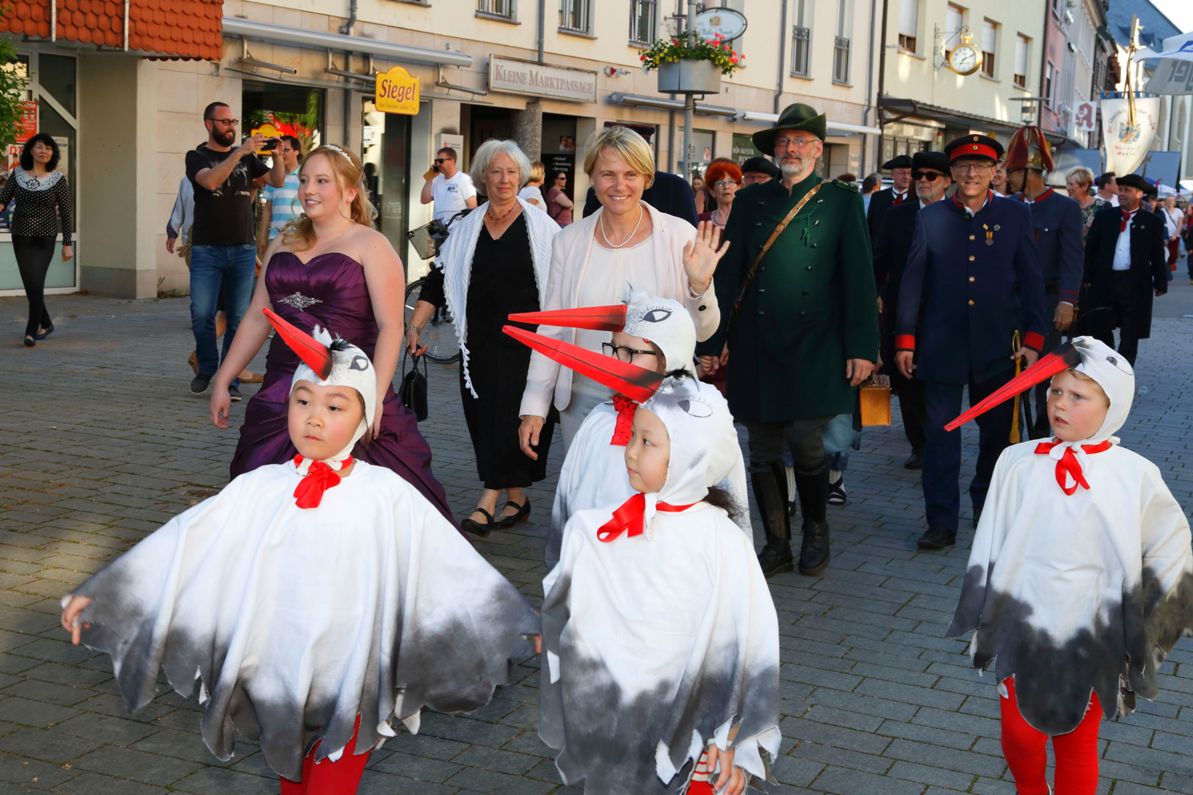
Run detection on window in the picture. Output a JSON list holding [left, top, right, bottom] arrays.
[[560, 0, 591, 34], [477, 0, 514, 19], [833, 0, 850, 84], [1044, 62, 1055, 107], [629, 0, 657, 44], [981, 19, 997, 78], [898, 0, 917, 52], [944, 3, 964, 60], [1014, 34, 1029, 88], [791, 0, 811, 76]]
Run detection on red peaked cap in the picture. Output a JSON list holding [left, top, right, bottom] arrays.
[[502, 325, 663, 403], [507, 304, 628, 331], [262, 307, 333, 380], [944, 343, 1082, 431]]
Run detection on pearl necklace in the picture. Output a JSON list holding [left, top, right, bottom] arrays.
[[599, 205, 645, 249]]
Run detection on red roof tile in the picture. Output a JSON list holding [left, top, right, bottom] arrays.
[[0, 0, 222, 60]]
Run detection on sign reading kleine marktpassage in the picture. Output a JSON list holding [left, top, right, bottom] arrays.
[[375, 66, 420, 115], [489, 57, 597, 103]]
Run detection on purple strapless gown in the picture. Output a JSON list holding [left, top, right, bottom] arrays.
[[230, 252, 452, 520]]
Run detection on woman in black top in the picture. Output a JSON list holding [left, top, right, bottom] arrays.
[[0, 133, 73, 346], [407, 139, 561, 535]]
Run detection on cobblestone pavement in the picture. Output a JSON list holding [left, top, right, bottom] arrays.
[[2, 284, 1193, 795]]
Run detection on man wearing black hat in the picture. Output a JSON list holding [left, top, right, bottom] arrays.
[[895, 134, 1047, 550], [867, 154, 913, 241], [701, 102, 878, 578], [741, 156, 780, 187], [1004, 126, 1083, 437], [1081, 173, 1167, 365], [873, 150, 951, 469]]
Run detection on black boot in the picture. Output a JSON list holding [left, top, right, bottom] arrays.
[[794, 470, 831, 576], [752, 463, 793, 577]]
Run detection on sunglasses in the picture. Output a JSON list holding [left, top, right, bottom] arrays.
[[433, 158, 449, 164], [913, 171, 944, 181]]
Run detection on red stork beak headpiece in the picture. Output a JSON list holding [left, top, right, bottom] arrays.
[[945, 343, 1081, 432], [508, 304, 628, 332], [502, 325, 663, 403]]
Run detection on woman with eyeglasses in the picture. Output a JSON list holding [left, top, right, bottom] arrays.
[[408, 140, 562, 536], [517, 126, 727, 455], [546, 171, 574, 225], [697, 159, 742, 229], [0, 133, 73, 347]]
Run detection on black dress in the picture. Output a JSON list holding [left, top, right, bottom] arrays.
[[420, 214, 555, 489]]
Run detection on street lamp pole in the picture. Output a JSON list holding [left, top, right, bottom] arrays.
[[680, 0, 697, 179]]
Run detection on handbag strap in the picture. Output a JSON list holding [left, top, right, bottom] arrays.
[[727, 182, 824, 336]]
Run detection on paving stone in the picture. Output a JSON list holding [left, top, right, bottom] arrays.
[[5, 292, 1193, 792]]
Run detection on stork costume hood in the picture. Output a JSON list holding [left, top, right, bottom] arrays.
[[538, 378, 781, 793], [506, 295, 749, 568], [61, 310, 538, 781], [946, 336, 1193, 734]]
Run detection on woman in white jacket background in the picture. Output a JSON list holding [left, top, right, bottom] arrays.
[[409, 139, 561, 535], [517, 126, 727, 452]]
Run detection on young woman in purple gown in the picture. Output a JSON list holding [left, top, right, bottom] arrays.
[[208, 144, 451, 519]]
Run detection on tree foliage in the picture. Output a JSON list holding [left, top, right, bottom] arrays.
[[0, 24, 30, 149]]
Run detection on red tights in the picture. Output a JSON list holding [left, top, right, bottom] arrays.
[[279, 715, 371, 795], [1000, 677, 1101, 795]]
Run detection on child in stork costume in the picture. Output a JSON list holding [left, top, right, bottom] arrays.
[[505, 323, 781, 794], [60, 308, 538, 794], [508, 291, 749, 568], [945, 336, 1193, 795]]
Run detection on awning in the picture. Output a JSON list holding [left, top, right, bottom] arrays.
[[877, 96, 1021, 134], [222, 17, 472, 68], [1, 0, 222, 60], [735, 110, 881, 136], [607, 92, 739, 118]]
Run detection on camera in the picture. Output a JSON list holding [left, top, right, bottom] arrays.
[[261, 138, 279, 151]]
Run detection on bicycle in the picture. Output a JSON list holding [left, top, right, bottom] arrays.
[[403, 209, 470, 364]]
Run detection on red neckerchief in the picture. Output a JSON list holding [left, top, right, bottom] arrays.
[[292, 454, 352, 509], [1120, 209, 1137, 233], [1033, 439, 1113, 495], [596, 493, 698, 543], [610, 394, 637, 446]]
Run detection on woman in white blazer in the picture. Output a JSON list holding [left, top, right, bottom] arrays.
[[517, 126, 728, 453], [409, 140, 561, 535]]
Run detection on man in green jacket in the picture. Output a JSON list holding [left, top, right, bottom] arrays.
[[699, 103, 879, 578]]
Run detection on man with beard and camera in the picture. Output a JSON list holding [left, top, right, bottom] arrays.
[[185, 101, 285, 399]]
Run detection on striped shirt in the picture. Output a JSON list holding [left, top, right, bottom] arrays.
[[263, 167, 301, 239]]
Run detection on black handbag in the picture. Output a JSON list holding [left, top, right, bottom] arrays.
[[398, 351, 428, 421]]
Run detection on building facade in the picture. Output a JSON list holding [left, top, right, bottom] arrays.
[[1037, 0, 1107, 150], [1, 0, 884, 299]]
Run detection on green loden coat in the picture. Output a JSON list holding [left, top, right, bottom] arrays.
[[703, 173, 880, 423]]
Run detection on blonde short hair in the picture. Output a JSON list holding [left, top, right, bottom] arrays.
[[583, 126, 656, 189], [528, 160, 545, 184], [470, 139, 532, 188], [1066, 167, 1095, 189]]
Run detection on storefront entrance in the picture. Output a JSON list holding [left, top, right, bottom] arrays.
[[361, 99, 412, 276]]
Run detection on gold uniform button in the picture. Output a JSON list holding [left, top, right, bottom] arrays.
[[968, 255, 976, 262], [967, 299, 975, 306], [969, 234, 976, 241], [968, 276, 976, 283]]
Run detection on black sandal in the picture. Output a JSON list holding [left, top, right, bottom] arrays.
[[23, 335, 35, 347], [495, 499, 531, 529], [35, 323, 54, 340], [460, 507, 496, 537]]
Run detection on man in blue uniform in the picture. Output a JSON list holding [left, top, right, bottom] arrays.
[[873, 150, 951, 469], [895, 134, 1047, 550], [1004, 126, 1083, 436]]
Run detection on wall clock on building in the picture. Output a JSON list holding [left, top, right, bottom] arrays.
[[947, 32, 983, 76]]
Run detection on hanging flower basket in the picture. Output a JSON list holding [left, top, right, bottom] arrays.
[[656, 60, 722, 94], [639, 33, 742, 94]]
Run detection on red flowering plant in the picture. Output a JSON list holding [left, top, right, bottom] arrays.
[[638, 32, 744, 77]]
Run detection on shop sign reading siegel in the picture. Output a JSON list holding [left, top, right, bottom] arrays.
[[375, 66, 420, 115], [489, 57, 597, 103]]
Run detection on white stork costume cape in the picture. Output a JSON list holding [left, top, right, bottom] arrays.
[[946, 336, 1193, 734], [504, 324, 781, 793], [64, 309, 538, 781], [509, 293, 750, 568]]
